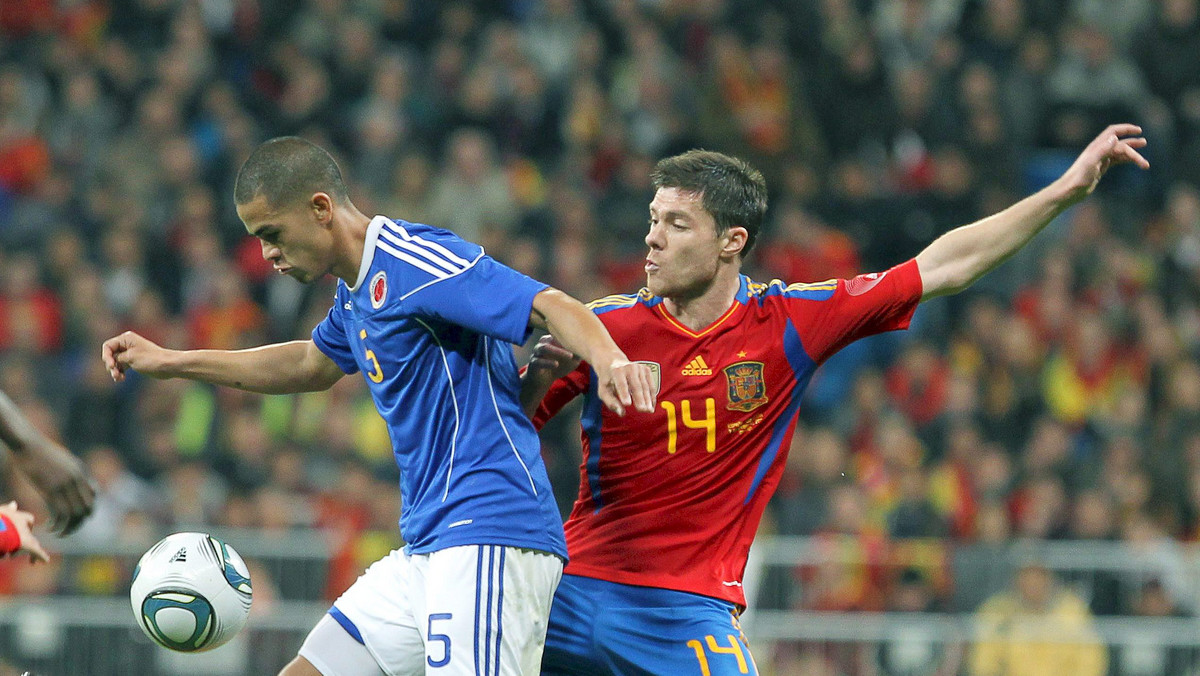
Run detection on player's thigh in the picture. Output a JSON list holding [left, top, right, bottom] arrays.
[[319, 549, 425, 676], [294, 615, 387, 676], [421, 545, 563, 676], [541, 574, 611, 676], [598, 604, 760, 676]]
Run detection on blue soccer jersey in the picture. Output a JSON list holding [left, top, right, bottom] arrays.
[[312, 216, 567, 559]]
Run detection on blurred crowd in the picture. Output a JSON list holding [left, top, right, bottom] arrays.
[[2, 0, 1200, 669]]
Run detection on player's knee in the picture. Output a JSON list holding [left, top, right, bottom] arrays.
[[278, 655, 324, 676]]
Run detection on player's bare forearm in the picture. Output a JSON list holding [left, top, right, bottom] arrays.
[[104, 331, 343, 394], [529, 288, 654, 415], [915, 183, 1071, 298], [170, 341, 344, 394], [529, 289, 622, 369], [0, 389, 96, 535], [916, 124, 1148, 299], [0, 390, 43, 455]]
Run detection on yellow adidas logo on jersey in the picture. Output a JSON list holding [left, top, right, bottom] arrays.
[[681, 355, 713, 376]]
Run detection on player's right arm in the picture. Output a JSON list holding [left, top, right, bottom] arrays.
[[529, 288, 654, 417], [102, 332, 345, 394]]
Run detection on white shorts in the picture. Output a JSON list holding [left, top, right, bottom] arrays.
[[301, 545, 563, 676]]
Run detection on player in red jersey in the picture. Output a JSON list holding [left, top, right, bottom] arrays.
[[523, 125, 1149, 675]]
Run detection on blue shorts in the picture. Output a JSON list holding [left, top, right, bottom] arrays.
[[541, 573, 760, 676]]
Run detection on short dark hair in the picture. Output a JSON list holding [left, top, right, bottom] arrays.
[[234, 136, 348, 208], [651, 150, 767, 255]]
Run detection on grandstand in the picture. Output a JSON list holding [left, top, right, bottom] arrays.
[[2, 0, 1200, 674]]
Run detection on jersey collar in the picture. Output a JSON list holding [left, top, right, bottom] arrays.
[[654, 277, 749, 338], [348, 215, 389, 293]]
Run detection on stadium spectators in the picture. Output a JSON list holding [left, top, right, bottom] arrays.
[[2, 0, 1199, 647]]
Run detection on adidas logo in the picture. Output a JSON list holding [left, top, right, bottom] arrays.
[[681, 356, 713, 376], [169, 547, 188, 563]]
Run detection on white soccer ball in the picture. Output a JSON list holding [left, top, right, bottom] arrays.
[[130, 532, 253, 652]]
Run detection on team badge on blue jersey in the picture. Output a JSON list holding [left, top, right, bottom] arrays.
[[724, 361, 768, 412], [370, 271, 388, 309]]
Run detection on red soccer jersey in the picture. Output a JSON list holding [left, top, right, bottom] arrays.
[[533, 260, 923, 606]]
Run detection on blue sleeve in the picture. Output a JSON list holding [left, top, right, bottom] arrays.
[[405, 255, 548, 345], [311, 297, 360, 375]]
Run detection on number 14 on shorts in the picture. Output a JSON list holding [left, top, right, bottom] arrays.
[[687, 634, 751, 676]]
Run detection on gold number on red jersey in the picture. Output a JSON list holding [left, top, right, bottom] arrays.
[[660, 398, 716, 454], [359, 329, 384, 383]]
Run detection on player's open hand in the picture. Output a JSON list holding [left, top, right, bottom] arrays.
[[1, 501, 50, 564], [1060, 124, 1149, 204], [527, 335, 581, 381], [12, 439, 95, 536], [101, 331, 175, 382], [594, 356, 657, 417]]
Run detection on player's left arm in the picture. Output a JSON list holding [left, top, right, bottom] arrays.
[[529, 288, 655, 417], [0, 390, 95, 536], [915, 124, 1148, 300]]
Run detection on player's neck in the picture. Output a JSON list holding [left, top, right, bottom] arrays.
[[662, 267, 741, 332], [331, 203, 374, 283]]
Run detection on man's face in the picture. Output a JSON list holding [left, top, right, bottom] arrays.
[[1016, 565, 1053, 609], [644, 187, 727, 299], [237, 194, 332, 284]]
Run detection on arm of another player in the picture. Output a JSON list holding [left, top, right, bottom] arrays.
[[102, 331, 345, 394], [528, 288, 654, 417], [0, 390, 95, 535], [915, 124, 1149, 300], [0, 501, 50, 563], [519, 335, 583, 418]]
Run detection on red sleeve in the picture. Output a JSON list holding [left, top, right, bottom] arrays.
[[798, 258, 923, 363], [531, 362, 592, 430], [0, 514, 20, 555]]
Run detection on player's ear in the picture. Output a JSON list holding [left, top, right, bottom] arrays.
[[310, 192, 334, 227], [722, 226, 748, 258]]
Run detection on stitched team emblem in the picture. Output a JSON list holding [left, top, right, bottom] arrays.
[[724, 361, 768, 412], [370, 271, 387, 309], [636, 361, 661, 398]]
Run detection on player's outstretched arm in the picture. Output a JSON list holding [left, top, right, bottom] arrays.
[[915, 124, 1149, 300], [102, 331, 345, 394], [529, 288, 655, 416], [0, 501, 50, 563], [0, 390, 95, 535]]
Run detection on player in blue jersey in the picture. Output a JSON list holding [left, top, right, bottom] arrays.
[[101, 136, 656, 676]]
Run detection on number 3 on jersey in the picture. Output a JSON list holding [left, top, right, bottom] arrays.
[[359, 329, 384, 383], [660, 398, 716, 454]]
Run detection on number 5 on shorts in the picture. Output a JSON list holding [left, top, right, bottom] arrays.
[[427, 613, 453, 667]]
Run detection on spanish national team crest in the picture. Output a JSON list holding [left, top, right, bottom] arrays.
[[370, 271, 387, 309], [636, 361, 661, 398], [724, 361, 768, 412]]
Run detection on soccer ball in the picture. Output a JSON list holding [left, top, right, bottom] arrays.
[[130, 532, 253, 652]]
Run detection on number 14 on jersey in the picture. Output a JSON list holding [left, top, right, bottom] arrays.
[[660, 398, 716, 454]]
